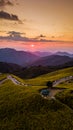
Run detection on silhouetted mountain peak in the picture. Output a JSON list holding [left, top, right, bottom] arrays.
[[31, 55, 73, 66], [55, 51, 73, 58], [0, 48, 39, 66]]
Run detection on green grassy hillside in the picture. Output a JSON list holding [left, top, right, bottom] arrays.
[[0, 67, 73, 130], [26, 67, 73, 87], [0, 74, 7, 81]]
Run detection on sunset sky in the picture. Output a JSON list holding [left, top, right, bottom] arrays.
[[0, 0, 73, 52]]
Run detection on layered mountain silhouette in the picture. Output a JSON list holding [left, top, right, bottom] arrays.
[[0, 59, 73, 78], [15, 59, 73, 79], [0, 62, 23, 73], [0, 48, 73, 67], [0, 48, 39, 66], [0, 48, 73, 78], [32, 51, 73, 58], [32, 51, 52, 57], [55, 51, 73, 58], [31, 55, 73, 66]]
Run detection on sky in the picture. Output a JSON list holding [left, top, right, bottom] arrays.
[[0, 0, 73, 52]]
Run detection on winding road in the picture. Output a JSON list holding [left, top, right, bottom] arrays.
[[0, 74, 73, 99], [0, 75, 27, 86], [53, 76, 73, 87], [7, 75, 23, 85], [0, 78, 8, 85], [41, 76, 73, 99]]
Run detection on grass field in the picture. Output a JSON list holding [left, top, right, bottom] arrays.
[[26, 67, 73, 87], [0, 67, 73, 130], [0, 74, 7, 81]]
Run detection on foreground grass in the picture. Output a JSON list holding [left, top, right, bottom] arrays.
[[56, 89, 73, 109], [0, 67, 73, 130], [0, 74, 7, 81], [0, 80, 73, 130]]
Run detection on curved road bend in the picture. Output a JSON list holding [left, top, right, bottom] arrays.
[[53, 76, 73, 87], [0, 78, 8, 85]]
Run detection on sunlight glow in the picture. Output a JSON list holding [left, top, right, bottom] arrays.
[[31, 44, 35, 47]]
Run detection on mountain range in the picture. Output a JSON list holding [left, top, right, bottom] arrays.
[[0, 48, 73, 67], [0, 48, 73, 78], [0, 48, 39, 67], [31, 55, 73, 66], [32, 51, 73, 58], [55, 51, 73, 58], [32, 51, 52, 57], [0, 62, 22, 73]]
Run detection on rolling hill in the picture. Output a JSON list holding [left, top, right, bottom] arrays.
[[31, 55, 73, 66], [32, 51, 53, 57], [0, 62, 23, 73], [55, 51, 73, 58], [32, 51, 73, 58], [0, 67, 73, 130], [27, 67, 73, 86], [0, 59, 73, 79], [0, 48, 39, 66], [15, 61, 73, 79]]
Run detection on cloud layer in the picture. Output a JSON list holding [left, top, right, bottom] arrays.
[[0, 0, 13, 6], [0, 31, 63, 42], [0, 11, 19, 21]]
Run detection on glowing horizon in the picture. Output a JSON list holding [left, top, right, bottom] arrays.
[[0, 0, 73, 52], [0, 40, 73, 53]]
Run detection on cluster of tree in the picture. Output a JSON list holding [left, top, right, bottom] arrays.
[[15, 65, 58, 79], [15, 62, 73, 79], [0, 60, 73, 79]]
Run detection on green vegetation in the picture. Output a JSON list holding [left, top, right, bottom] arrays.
[[0, 67, 73, 130], [0, 74, 7, 81], [56, 90, 73, 109], [26, 67, 73, 86], [47, 81, 53, 88], [56, 79, 73, 89]]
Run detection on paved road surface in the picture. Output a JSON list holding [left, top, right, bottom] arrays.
[[53, 76, 73, 87], [0, 75, 73, 99], [41, 76, 73, 99], [7, 75, 22, 85], [0, 75, 26, 86], [0, 78, 7, 85]]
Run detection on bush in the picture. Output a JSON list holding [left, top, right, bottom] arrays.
[[47, 81, 53, 88]]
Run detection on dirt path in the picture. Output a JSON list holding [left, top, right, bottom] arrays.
[[48, 88, 65, 99]]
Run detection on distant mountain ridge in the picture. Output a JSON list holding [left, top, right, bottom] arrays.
[[55, 51, 73, 58], [31, 55, 73, 66], [32, 51, 73, 57], [0, 48, 73, 67], [0, 62, 23, 73], [0, 59, 73, 78], [0, 48, 39, 66], [32, 51, 52, 57]]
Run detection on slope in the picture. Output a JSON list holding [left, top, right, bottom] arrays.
[[0, 48, 39, 66], [0, 67, 73, 130], [31, 55, 73, 66]]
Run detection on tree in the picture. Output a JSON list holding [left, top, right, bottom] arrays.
[[47, 81, 53, 88]]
